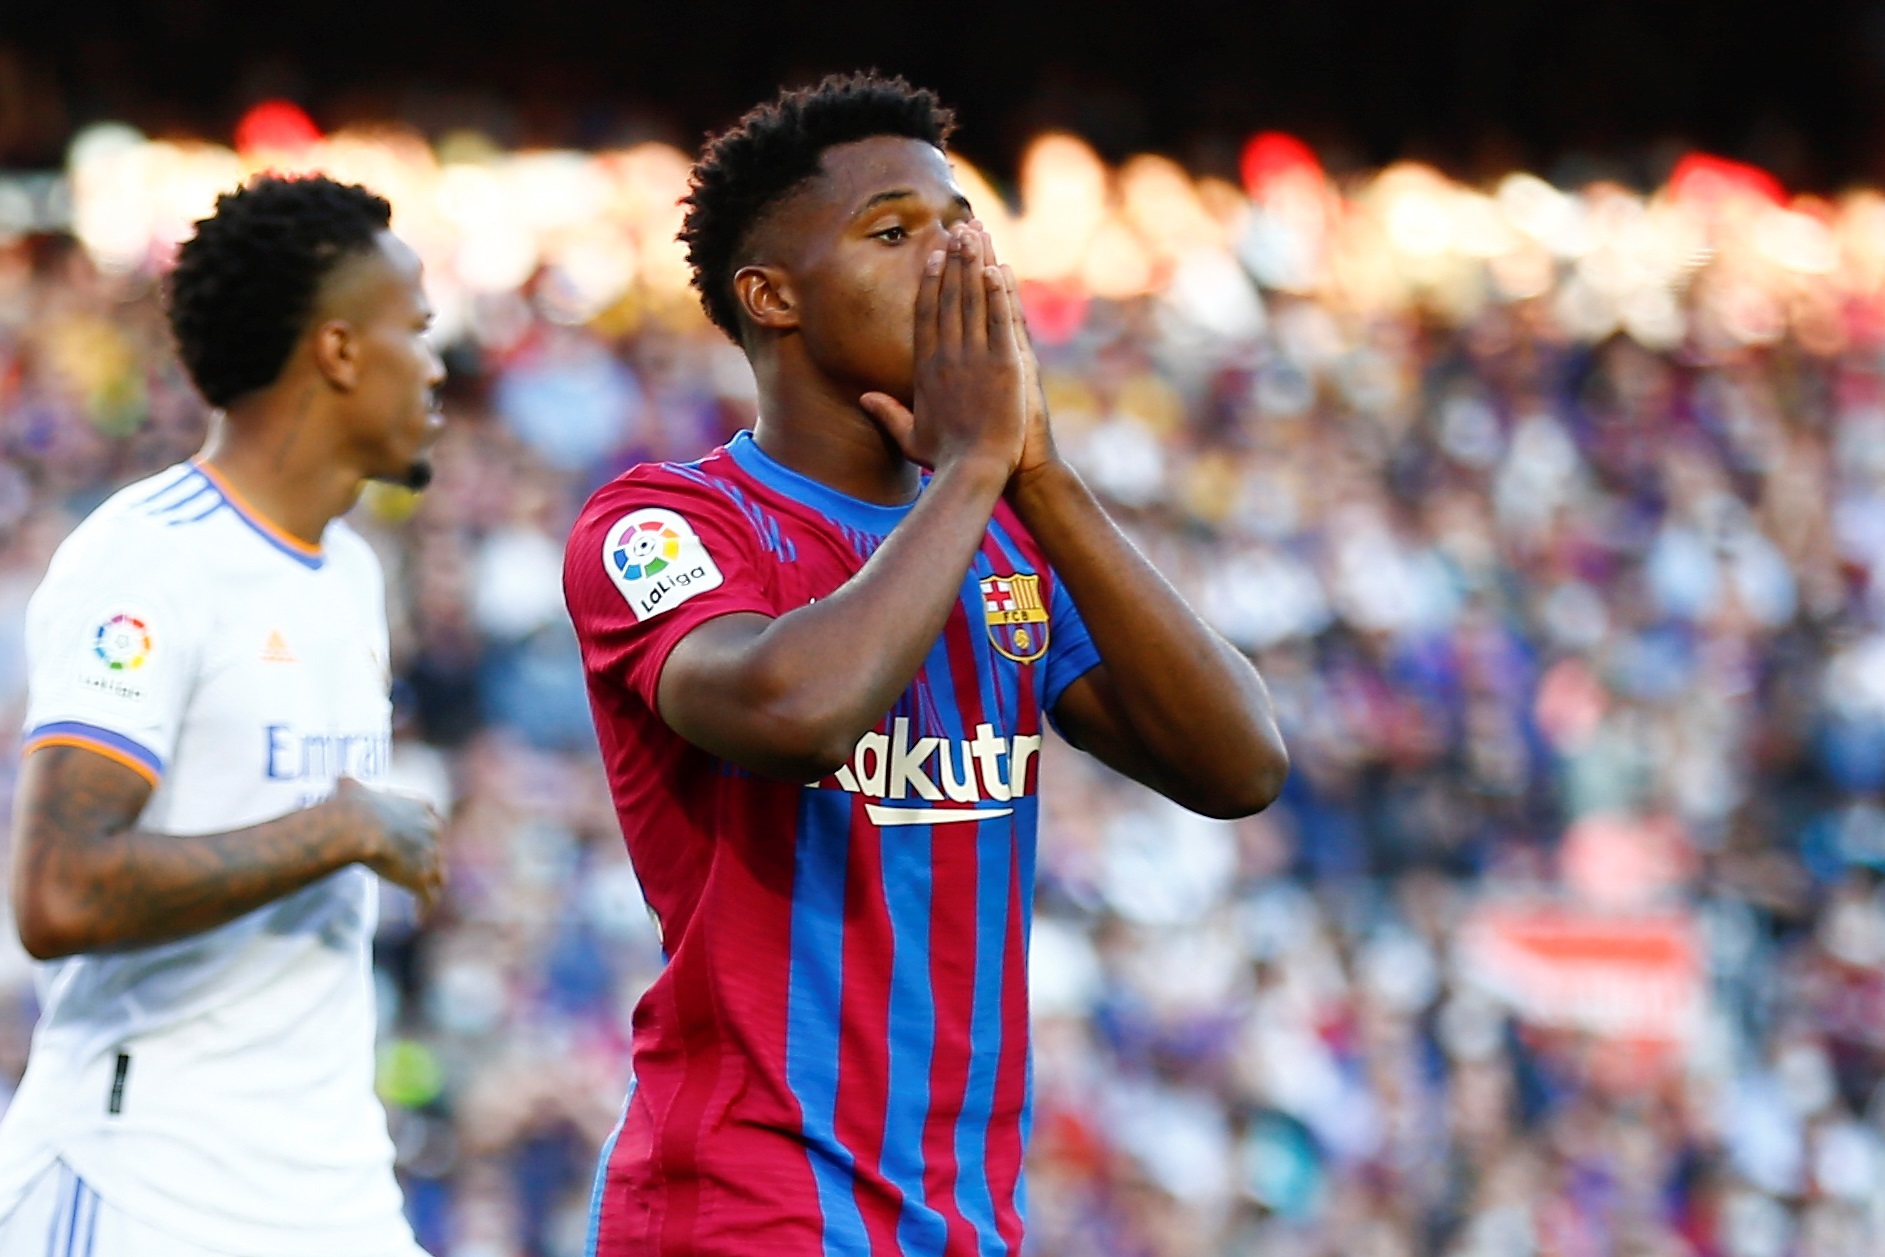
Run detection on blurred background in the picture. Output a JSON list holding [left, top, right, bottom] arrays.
[[8, 3, 1885, 1255]]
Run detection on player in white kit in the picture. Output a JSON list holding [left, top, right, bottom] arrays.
[[0, 175, 447, 1256]]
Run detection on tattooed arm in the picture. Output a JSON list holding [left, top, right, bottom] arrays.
[[10, 745, 443, 960]]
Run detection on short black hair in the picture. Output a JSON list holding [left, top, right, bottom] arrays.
[[166, 174, 392, 408], [680, 71, 956, 339]]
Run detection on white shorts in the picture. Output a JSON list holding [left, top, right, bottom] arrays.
[[0, 1162, 233, 1257]]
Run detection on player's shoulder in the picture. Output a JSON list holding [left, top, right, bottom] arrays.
[[564, 448, 764, 612], [322, 516, 382, 574], [49, 463, 210, 574], [579, 447, 745, 510], [571, 449, 750, 544], [30, 465, 220, 638]]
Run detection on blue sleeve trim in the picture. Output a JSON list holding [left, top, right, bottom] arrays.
[[1042, 569, 1102, 733], [1042, 645, 1102, 734], [24, 720, 166, 779]]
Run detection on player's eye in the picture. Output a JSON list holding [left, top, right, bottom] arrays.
[[872, 225, 908, 243]]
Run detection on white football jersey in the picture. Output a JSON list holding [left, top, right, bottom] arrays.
[[0, 461, 421, 1256]]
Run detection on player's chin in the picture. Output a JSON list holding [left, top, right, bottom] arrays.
[[366, 459, 434, 491], [368, 429, 437, 490], [870, 348, 917, 405]]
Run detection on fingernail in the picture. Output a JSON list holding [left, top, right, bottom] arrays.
[[927, 250, 945, 274]]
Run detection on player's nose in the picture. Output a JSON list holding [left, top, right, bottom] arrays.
[[910, 219, 959, 272]]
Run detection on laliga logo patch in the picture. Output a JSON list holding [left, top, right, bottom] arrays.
[[981, 572, 1049, 663], [94, 613, 152, 671], [603, 507, 723, 622], [82, 608, 154, 703]]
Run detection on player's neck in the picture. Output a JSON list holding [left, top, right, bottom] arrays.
[[753, 367, 921, 507], [197, 403, 363, 548]]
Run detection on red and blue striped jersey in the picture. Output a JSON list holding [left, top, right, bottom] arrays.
[[564, 432, 1099, 1257]]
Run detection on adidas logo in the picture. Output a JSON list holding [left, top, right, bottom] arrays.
[[261, 630, 297, 664]]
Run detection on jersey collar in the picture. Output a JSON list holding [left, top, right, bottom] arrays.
[[191, 460, 326, 570], [723, 430, 920, 533]]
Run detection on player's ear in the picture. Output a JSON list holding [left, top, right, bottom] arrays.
[[310, 319, 361, 391], [734, 265, 798, 333]]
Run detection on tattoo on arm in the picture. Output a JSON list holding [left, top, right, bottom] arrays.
[[11, 746, 366, 958]]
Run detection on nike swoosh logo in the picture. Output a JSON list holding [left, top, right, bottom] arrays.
[[865, 804, 1014, 827]]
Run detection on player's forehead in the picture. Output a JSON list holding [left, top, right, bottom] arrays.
[[799, 136, 964, 226]]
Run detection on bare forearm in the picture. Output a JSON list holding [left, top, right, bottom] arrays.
[[39, 813, 361, 954], [13, 749, 368, 958], [786, 461, 1005, 724], [664, 458, 1008, 777], [1010, 460, 1287, 799]]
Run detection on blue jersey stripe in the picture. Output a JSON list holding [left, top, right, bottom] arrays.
[[787, 793, 870, 1256], [53, 1168, 83, 1257], [953, 818, 1015, 1256], [43, 1164, 71, 1257], [877, 619, 975, 1255], [79, 1180, 98, 1257], [881, 822, 948, 1256], [1013, 793, 1041, 1164], [133, 466, 205, 510], [585, 1084, 634, 1257], [167, 499, 226, 527], [940, 568, 1014, 1254], [148, 480, 215, 518], [978, 527, 1042, 1239]]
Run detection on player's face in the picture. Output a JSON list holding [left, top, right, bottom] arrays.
[[334, 233, 446, 487], [772, 136, 973, 403]]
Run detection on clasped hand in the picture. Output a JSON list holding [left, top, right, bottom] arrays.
[[861, 223, 1037, 484]]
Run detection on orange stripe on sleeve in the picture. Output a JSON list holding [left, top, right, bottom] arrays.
[[23, 735, 163, 787]]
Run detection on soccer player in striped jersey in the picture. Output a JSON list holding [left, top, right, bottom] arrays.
[[0, 176, 445, 1257], [564, 74, 1289, 1256]]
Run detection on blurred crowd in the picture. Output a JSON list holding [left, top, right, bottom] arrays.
[[5, 121, 1885, 1256]]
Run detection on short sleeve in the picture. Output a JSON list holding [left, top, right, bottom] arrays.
[[563, 470, 780, 712], [1042, 569, 1101, 717], [21, 525, 207, 786]]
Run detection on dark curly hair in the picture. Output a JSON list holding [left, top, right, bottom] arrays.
[[680, 72, 956, 339], [165, 174, 392, 408]]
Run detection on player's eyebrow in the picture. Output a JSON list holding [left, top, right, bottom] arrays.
[[853, 189, 974, 219]]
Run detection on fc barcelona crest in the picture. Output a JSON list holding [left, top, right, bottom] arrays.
[[980, 573, 1050, 663]]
